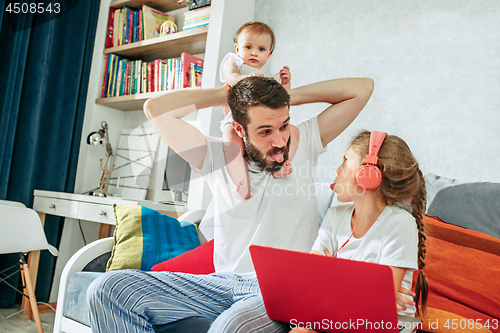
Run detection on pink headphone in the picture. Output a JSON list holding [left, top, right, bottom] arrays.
[[355, 131, 387, 190]]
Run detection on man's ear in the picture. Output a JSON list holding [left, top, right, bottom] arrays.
[[233, 121, 246, 139]]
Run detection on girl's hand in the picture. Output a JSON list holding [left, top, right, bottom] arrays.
[[396, 286, 416, 311], [280, 66, 291, 90], [309, 248, 333, 256]]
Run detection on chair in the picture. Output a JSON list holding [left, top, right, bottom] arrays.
[[0, 203, 59, 333], [53, 209, 207, 333]]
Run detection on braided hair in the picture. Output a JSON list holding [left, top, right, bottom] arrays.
[[350, 131, 428, 317]]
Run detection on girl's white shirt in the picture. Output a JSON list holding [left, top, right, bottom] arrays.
[[312, 204, 419, 317]]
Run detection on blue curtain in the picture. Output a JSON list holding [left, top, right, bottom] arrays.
[[0, 0, 101, 306]]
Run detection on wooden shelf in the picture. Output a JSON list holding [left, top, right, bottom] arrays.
[[110, 0, 185, 12], [96, 87, 201, 111], [103, 27, 208, 62], [96, 92, 158, 111]]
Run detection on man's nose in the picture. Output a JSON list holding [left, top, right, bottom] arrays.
[[271, 132, 285, 147]]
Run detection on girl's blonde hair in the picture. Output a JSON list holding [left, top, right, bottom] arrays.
[[350, 131, 428, 317], [234, 21, 276, 52]]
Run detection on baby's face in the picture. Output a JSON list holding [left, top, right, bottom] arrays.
[[235, 30, 273, 69]]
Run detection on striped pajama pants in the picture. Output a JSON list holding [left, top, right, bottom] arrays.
[[87, 270, 289, 333]]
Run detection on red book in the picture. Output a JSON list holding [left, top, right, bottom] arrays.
[[180, 52, 204, 88], [101, 54, 110, 98], [128, 9, 133, 45], [138, 9, 142, 41], [105, 9, 114, 48], [147, 62, 153, 93], [154, 59, 161, 92]]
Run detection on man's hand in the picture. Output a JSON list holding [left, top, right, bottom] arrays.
[[279, 66, 291, 90], [288, 78, 373, 147]]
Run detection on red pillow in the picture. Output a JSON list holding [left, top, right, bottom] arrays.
[[151, 239, 215, 274]]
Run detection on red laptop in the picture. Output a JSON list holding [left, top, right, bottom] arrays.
[[249, 245, 421, 333]]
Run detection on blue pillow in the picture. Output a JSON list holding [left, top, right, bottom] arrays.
[[107, 205, 201, 271]]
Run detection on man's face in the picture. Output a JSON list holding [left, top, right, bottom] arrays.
[[237, 105, 291, 172]]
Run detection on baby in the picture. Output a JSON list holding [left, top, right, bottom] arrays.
[[220, 22, 299, 199]]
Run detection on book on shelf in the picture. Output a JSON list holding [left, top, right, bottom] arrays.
[[142, 4, 175, 40], [182, 6, 210, 31], [180, 52, 203, 88], [191, 64, 203, 87], [107, 7, 147, 48], [101, 53, 202, 98], [101, 54, 110, 98], [105, 9, 114, 48], [142, 62, 147, 94], [109, 55, 119, 97], [112, 9, 120, 46]]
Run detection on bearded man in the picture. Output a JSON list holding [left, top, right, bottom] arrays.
[[88, 76, 374, 333]]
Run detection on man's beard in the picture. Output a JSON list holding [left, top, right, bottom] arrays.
[[244, 136, 291, 173]]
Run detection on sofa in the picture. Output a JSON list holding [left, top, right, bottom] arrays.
[[410, 174, 500, 332], [52, 177, 500, 333]]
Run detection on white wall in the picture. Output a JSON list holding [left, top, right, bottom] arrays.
[[255, 0, 500, 183]]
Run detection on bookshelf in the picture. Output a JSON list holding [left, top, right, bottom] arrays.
[[96, 0, 209, 110], [102, 26, 208, 61]]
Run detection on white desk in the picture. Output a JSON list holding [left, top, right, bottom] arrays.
[[25, 190, 187, 314], [33, 189, 186, 225]]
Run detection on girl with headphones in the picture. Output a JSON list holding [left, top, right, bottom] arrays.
[[310, 131, 428, 321]]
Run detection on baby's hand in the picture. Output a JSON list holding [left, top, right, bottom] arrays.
[[247, 72, 264, 77], [279, 66, 291, 90]]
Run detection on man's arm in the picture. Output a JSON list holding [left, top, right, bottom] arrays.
[[288, 78, 374, 147], [143, 86, 228, 169]]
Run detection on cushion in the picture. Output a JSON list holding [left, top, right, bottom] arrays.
[[63, 272, 102, 326], [424, 173, 470, 212], [152, 239, 215, 274], [413, 215, 500, 332], [107, 205, 201, 271], [427, 182, 500, 238]]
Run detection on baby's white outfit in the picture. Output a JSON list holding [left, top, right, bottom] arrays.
[[219, 52, 280, 130]]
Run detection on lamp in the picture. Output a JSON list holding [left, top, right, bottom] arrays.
[[86, 121, 114, 197]]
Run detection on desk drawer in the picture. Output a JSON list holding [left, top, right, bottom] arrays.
[[78, 202, 116, 225], [33, 197, 79, 219]]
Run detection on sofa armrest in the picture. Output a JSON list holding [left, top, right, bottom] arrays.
[[54, 237, 113, 333]]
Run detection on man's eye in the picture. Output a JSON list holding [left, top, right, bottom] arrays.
[[260, 130, 270, 135], [280, 124, 289, 130]]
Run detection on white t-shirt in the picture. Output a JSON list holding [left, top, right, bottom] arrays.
[[193, 117, 326, 278], [312, 204, 419, 317]]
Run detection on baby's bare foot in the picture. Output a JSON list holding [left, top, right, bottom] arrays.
[[272, 161, 292, 179], [236, 180, 251, 199]]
